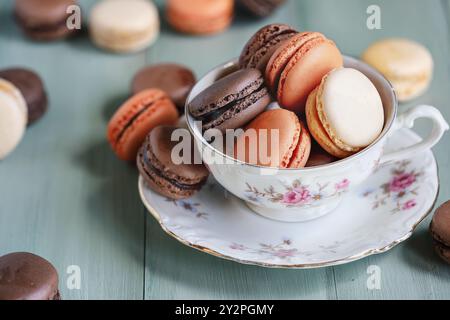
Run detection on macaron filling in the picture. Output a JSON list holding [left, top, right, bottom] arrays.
[[114, 97, 164, 145], [201, 87, 269, 130]]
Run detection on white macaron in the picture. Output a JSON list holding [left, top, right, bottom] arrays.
[[0, 79, 28, 159], [89, 0, 160, 53], [317, 68, 384, 151]]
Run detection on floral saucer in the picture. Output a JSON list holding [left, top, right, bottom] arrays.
[[139, 128, 439, 268]]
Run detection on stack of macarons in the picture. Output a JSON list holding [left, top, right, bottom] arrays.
[[0, 67, 48, 159], [107, 62, 209, 199], [188, 24, 386, 169]]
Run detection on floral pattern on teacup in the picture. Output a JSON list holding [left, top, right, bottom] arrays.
[[245, 178, 351, 207], [362, 160, 422, 213]]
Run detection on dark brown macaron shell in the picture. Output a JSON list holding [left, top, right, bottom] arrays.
[[188, 68, 271, 132], [306, 142, 337, 167], [430, 201, 450, 264], [430, 201, 450, 247], [238, 0, 286, 18], [433, 241, 450, 265], [0, 252, 60, 300], [138, 126, 209, 200], [239, 23, 297, 71], [14, 0, 78, 41], [131, 64, 196, 111], [0, 68, 48, 125]]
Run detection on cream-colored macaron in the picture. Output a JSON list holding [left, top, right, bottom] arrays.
[[306, 68, 384, 159], [89, 0, 160, 53], [0, 79, 27, 159], [362, 38, 433, 102]]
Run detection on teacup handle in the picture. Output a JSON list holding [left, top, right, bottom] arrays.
[[379, 105, 449, 164]]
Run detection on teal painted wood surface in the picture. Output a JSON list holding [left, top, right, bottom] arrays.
[[1, 0, 449, 300]]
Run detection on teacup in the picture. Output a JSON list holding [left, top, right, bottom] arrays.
[[186, 57, 449, 222]]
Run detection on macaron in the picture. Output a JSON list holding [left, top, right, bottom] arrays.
[[0, 79, 27, 160], [90, 0, 160, 53], [235, 109, 311, 168], [188, 68, 271, 132], [14, 0, 77, 41], [305, 142, 337, 167], [306, 68, 384, 159], [0, 68, 48, 125], [238, 0, 286, 18], [266, 31, 343, 114], [430, 201, 450, 264], [0, 252, 60, 300], [107, 89, 179, 162], [137, 126, 210, 199], [166, 0, 234, 35], [131, 63, 196, 111], [239, 24, 297, 71], [362, 38, 433, 102]]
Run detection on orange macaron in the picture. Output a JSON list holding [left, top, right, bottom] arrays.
[[166, 0, 234, 35], [107, 89, 179, 162], [265, 32, 343, 114], [234, 109, 311, 168]]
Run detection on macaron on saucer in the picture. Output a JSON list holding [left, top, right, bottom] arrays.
[[137, 126, 209, 200], [139, 127, 439, 268]]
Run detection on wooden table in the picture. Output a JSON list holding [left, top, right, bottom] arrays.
[[1, 0, 449, 300]]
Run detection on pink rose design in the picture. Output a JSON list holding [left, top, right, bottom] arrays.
[[283, 188, 311, 204], [389, 173, 416, 193], [335, 179, 350, 190], [402, 200, 417, 210]]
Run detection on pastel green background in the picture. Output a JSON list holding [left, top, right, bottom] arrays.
[[0, 0, 449, 299]]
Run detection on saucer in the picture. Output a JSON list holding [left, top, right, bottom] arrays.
[[139, 128, 438, 268]]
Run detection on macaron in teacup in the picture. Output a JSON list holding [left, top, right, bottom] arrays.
[[306, 68, 384, 159]]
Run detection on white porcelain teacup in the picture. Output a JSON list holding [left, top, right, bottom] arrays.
[[186, 57, 449, 222]]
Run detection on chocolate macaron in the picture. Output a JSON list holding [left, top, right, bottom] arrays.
[[239, 24, 297, 71], [430, 201, 450, 264], [14, 0, 77, 41], [0, 68, 48, 125], [131, 64, 196, 111], [188, 68, 271, 132], [0, 252, 60, 300], [137, 126, 209, 199], [238, 0, 286, 18]]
